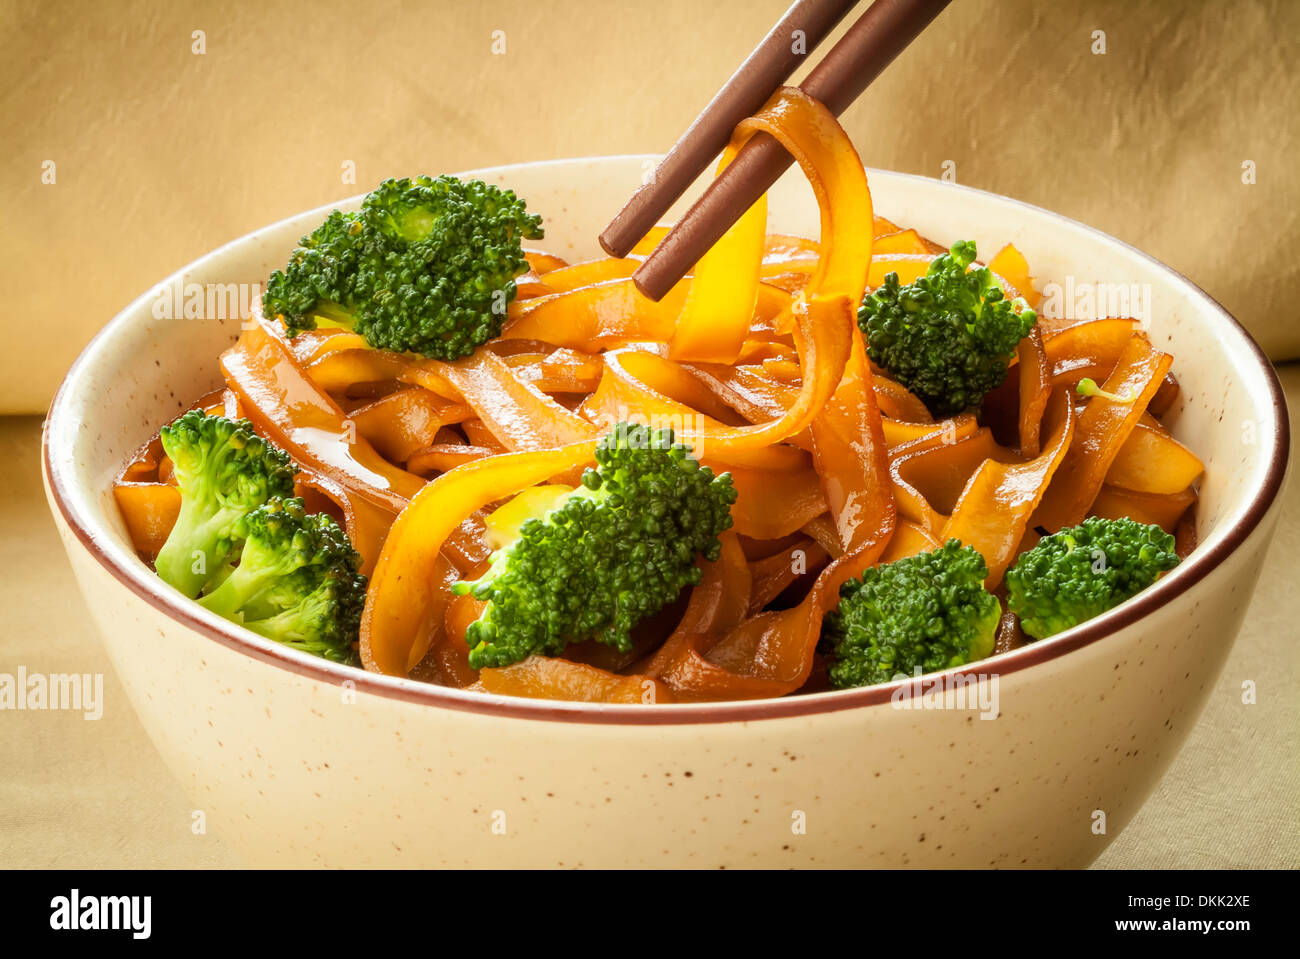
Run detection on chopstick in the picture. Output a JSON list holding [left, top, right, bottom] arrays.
[[598, 0, 858, 261], [607, 0, 953, 302]]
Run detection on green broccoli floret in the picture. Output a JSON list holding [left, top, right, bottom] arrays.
[[1005, 517, 1179, 640], [155, 410, 297, 599], [858, 241, 1037, 417], [264, 175, 544, 360], [198, 497, 365, 663], [452, 422, 737, 669], [823, 540, 1001, 689]]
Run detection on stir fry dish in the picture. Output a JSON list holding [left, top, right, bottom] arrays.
[[113, 89, 1203, 704]]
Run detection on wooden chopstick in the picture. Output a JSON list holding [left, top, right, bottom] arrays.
[[598, 0, 858, 260], [618, 0, 953, 302]]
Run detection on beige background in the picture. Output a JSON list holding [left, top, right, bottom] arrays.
[[1, 0, 1297, 868], [2, 0, 1299, 412]]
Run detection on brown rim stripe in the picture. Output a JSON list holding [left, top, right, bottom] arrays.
[[43, 169, 1291, 727]]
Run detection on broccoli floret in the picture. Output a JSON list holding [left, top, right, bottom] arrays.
[[260, 209, 366, 330], [823, 540, 1001, 689], [264, 175, 544, 360], [1005, 517, 1179, 640], [198, 497, 365, 663], [452, 422, 737, 669], [858, 241, 1037, 417], [154, 410, 297, 599]]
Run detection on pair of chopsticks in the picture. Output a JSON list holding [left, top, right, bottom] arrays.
[[599, 0, 953, 302]]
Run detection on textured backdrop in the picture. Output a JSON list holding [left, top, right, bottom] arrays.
[[2, 0, 1297, 411]]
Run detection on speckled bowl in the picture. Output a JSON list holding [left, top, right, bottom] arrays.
[[44, 157, 1289, 867]]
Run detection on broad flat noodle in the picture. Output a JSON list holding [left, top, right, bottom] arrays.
[[668, 136, 767, 364], [429, 593, 485, 688], [652, 321, 895, 700], [536, 257, 642, 294], [1149, 373, 1180, 417], [1016, 325, 1051, 457], [660, 523, 892, 700], [514, 271, 551, 299], [724, 460, 828, 540], [889, 414, 980, 456], [743, 92, 871, 303], [1106, 420, 1204, 494], [530, 89, 871, 462], [1031, 334, 1173, 532], [890, 427, 1009, 535], [800, 514, 844, 558], [301, 331, 369, 364], [872, 229, 935, 256], [879, 520, 940, 564], [981, 323, 1057, 452], [640, 532, 752, 681], [1091, 484, 1195, 533], [1043, 318, 1139, 386], [746, 537, 830, 613], [502, 348, 603, 394], [480, 656, 676, 704], [771, 251, 1027, 304], [763, 233, 819, 264], [873, 373, 932, 424], [698, 357, 954, 453], [295, 468, 397, 578], [305, 348, 413, 395], [523, 249, 568, 274], [941, 390, 1075, 585], [676, 362, 803, 434], [577, 349, 741, 425], [113, 483, 181, 557], [580, 349, 809, 470], [656, 295, 895, 701], [348, 388, 455, 463], [674, 87, 874, 456], [882, 414, 976, 447], [810, 326, 895, 552], [461, 419, 509, 451], [360, 442, 598, 676], [988, 243, 1039, 307], [400, 348, 596, 452], [580, 348, 743, 430], [501, 277, 689, 349], [406, 444, 497, 476], [222, 319, 425, 513]]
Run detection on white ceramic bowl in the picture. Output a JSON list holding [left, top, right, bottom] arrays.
[[44, 157, 1289, 868]]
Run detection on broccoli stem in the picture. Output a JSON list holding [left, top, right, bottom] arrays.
[[154, 504, 242, 599], [242, 596, 352, 663], [1076, 377, 1135, 404], [197, 544, 303, 619]]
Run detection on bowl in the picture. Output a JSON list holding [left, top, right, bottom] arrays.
[[43, 156, 1289, 868]]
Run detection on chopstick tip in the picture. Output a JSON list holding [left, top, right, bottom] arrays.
[[631, 260, 668, 304], [597, 229, 629, 260]]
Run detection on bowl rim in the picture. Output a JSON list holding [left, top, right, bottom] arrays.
[[43, 157, 1291, 726]]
